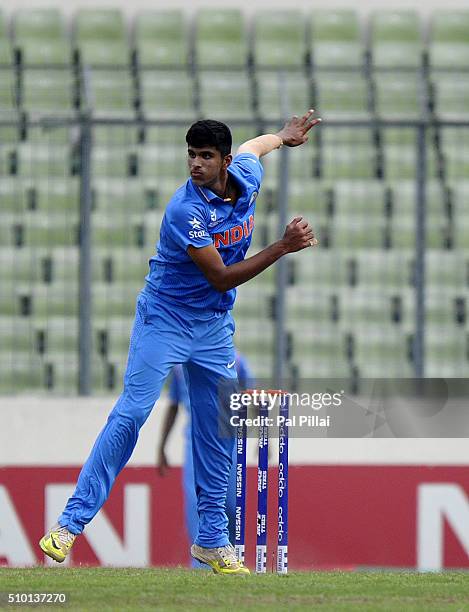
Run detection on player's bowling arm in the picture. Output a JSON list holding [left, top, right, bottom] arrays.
[[187, 217, 316, 293], [237, 109, 321, 158]]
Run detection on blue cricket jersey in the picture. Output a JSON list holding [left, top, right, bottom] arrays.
[[145, 153, 264, 311]]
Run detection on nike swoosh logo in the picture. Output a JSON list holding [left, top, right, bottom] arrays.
[[50, 535, 61, 550], [227, 360, 236, 368]]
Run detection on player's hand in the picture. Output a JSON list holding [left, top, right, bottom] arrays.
[[281, 216, 318, 253], [276, 109, 321, 147], [157, 448, 170, 477]]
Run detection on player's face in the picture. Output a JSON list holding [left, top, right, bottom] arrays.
[[187, 146, 230, 187]]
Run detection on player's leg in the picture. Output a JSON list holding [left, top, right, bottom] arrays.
[[182, 431, 206, 569], [40, 295, 189, 561], [225, 444, 239, 546], [186, 311, 249, 574]]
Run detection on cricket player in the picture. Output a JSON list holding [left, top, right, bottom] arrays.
[[157, 352, 253, 567], [39, 110, 320, 575]]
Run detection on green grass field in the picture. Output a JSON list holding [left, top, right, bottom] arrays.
[[1, 568, 469, 611]]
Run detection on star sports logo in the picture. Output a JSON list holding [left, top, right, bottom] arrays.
[[189, 217, 202, 230], [188, 216, 208, 239]]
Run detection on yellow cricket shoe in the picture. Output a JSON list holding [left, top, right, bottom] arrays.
[[191, 543, 250, 575], [39, 523, 76, 563]]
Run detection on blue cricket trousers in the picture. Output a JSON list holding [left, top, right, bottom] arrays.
[[59, 290, 238, 548]]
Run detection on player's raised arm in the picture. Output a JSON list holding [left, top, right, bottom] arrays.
[[188, 216, 317, 293], [237, 109, 321, 158]]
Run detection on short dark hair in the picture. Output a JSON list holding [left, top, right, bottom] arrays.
[[186, 120, 232, 158]]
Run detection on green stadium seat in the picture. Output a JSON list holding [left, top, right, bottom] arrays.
[[426, 288, 468, 327], [426, 251, 469, 289], [86, 70, 135, 117], [356, 250, 414, 288], [370, 11, 423, 69], [0, 317, 36, 352], [432, 74, 469, 120], [14, 9, 64, 41], [441, 127, 469, 180], [140, 70, 195, 120], [0, 353, 43, 392], [195, 9, 247, 68], [22, 69, 75, 114], [0, 13, 13, 64], [75, 9, 128, 66], [91, 145, 138, 178], [289, 324, 351, 375], [14, 9, 70, 66], [336, 285, 415, 331], [381, 129, 438, 180], [0, 247, 79, 283], [430, 11, 469, 69], [17, 143, 73, 177], [426, 326, 469, 377], [0, 69, 17, 109], [91, 211, 161, 249], [7, 178, 80, 213], [257, 72, 311, 121], [374, 73, 422, 119], [138, 144, 188, 181], [199, 71, 253, 120], [93, 248, 148, 284], [93, 282, 143, 317], [329, 215, 387, 249], [253, 10, 306, 68], [288, 180, 332, 222], [321, 128, 377, 180], [352, 325, 414, 377], [282, 146, 318, 181], [313, 71, 370, 120], [134, 10, 188, 68], [311, 10, 363, 68], [291, 250, 351, 288]]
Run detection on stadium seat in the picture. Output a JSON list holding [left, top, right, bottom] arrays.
[[22, 69, 75, 114], [134, 10, 188, 68], [0, 69, 17, 109], [14, 178, 80, 213], [75, 9, 129, 67], [340, 287, 415, 327], [426, 251, 469, 289], [14, 9, 71, 66], [429, 10, 469, 69], [352, 325, 415, 377], [441, 127, 469, 180], [199, 71, 254, 120], [431, 74, 469, 120], [310, 10, 363, 69], [0, 11, 12, 65], [356, 250, 415, 288], [289, 324, 351, 376], [381, 128, 438, 180], [313, 71, 370, 120], [195, 9, 247, 68], [370, 11, 423, 69], [140, 70, 195, 120], [288, 180, 333, 222], [85, 69, 135, 118], [374, 73, 422, 119], [17, 143, 73, 177], [425, 326, 469, 377], [0, 353, 43, 392], [91, 145, 139, 178], [256, 72, 311, 121], [138, 144, 188, 181], [320, 128, 377, 180], [93, 248, 148, 284], [253, 10, 306, 68]]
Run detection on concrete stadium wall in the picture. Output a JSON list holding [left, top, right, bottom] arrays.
[[2, 0, 469, 20], [2, 395, 469, 466]]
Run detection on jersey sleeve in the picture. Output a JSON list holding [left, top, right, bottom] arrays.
[[165, 200, 213, 251], [231, 153, 264, 191]]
